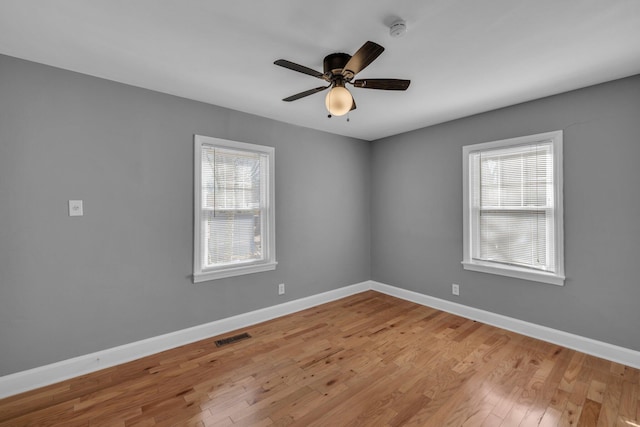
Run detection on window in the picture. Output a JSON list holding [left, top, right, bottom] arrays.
[[193, 135, 276, 282], [462, 131, 564, 285]]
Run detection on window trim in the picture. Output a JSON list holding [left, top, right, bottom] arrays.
[[193, 135, 276, 283], [462, 130, 565, 286]]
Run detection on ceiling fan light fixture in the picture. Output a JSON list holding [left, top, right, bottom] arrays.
[[325, 85, 352, 116]]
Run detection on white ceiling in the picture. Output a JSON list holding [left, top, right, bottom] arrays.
[[1, 1, 640, 141]]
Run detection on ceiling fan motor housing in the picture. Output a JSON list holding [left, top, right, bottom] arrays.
[[323, 53, 351, 78]]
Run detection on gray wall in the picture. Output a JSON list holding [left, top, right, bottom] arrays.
[[0, 55, 371, 375], [371, 75, 640, 352]]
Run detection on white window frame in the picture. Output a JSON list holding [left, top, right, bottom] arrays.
[[462, 130, 565, 286], [193, 135, 276, 282]]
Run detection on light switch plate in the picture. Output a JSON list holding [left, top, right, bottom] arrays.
[[69, 200, 83, 216]]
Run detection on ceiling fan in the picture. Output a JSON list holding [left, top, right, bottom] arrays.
[[275, 41, 410, 117]]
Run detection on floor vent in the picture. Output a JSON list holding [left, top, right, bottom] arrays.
[[215, 332, 251, 347]]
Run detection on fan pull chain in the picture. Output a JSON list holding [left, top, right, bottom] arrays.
[[326, 113, 350, 122]]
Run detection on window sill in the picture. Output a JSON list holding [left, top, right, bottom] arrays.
[[193, 261, 277, 283], [461, 260, 565, 286]]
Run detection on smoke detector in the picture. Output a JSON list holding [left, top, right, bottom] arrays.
[[389, 19, 407, 38]]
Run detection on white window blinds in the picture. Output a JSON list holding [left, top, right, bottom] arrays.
[[201, 146, 266, 268], [470, 143, 555, 272]]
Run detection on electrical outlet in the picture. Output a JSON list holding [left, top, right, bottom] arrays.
[[278, 283, 285, 295], [452, 283, 460, 296], [69, 200, 83, 216]]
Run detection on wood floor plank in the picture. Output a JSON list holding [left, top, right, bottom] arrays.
[[0, 290, 638, 426], [578, 398, 603, 426], [618, 380, 638, 421], [480, 412, 503, 427], [597, 377, 622, 427]]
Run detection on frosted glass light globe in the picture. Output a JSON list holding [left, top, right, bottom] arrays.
[[325, 86, 352, 116]]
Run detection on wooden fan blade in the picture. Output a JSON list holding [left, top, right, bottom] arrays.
[[342, 41, 385, 77], [274, 59, 324, 79], [350, 98, 357, 111], [352, 79, 410, 90], [282, 85, 330, 102]]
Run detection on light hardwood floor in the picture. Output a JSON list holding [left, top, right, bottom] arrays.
[[0, 291, 638, 426]]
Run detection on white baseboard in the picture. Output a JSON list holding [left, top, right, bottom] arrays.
[[370, 281, 640, 370], [2, 280, 638, 400], [0, 281, 370, 399]]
